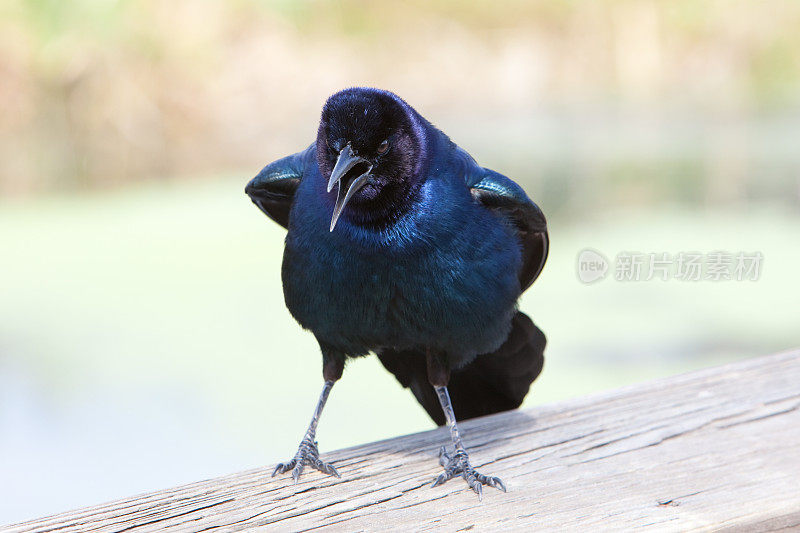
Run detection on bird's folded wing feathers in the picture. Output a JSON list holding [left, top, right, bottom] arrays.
[[458, 148, 549, 291], [245, 144, 315, 229]]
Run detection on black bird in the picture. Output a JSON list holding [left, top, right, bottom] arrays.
[[246, 88, 548, 498]]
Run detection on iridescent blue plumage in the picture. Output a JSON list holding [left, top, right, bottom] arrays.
[[246, 88, 548, 497], [284, 130, 525, 361]]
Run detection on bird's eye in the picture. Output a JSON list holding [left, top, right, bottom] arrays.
[[327, 138, 343, 153], [376, 139, 389, 155]]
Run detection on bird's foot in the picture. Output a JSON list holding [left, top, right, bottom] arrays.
[[272, 436, 340, 483], [431, 446, 506, 500]]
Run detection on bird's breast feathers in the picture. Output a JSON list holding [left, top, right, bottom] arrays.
[[281, 176, 522, 358]]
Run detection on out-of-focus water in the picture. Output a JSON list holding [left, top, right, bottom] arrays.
[[1, 178, 798, 524]]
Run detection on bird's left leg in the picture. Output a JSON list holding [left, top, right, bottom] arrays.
[[427, 350, 507, 499], [272, 352, 344, 482]]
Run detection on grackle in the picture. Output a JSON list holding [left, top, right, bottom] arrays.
[[246, 88, 548, 498]]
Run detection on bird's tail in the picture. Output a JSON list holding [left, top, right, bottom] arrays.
[[377, 311, 545, 426]]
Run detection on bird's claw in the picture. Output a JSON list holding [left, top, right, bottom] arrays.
[[431, 445, 506, 499], [272, 436, 340, 482]]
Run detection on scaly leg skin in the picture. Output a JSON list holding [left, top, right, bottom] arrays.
[[430, 385, 507, 500], [272, 380, 340, 482]]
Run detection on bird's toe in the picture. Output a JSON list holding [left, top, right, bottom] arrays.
[[272, 439, 340, 482], [272, 460, 295, 477], [431, 447, 506, 499]]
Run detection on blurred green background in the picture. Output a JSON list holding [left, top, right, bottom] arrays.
[[2, 0, 800, 524]]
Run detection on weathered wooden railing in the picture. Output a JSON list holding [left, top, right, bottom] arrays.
[[4, 350, 799, 532]]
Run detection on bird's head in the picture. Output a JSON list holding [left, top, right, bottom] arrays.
[[317, 88, 426, 231]]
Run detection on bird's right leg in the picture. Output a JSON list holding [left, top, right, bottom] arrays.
[[272, 352, 344, 482]]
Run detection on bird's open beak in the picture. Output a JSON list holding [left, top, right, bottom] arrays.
[[327, 144, 372, 232]]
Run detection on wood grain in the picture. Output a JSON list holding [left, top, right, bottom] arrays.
[[5, 350, 799, 532]]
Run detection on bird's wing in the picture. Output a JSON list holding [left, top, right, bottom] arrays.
[[459, 148, 549, 292], [245, 144, 315, 229]]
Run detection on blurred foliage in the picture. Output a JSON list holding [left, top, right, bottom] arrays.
[[1, 0, 799, 208]]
